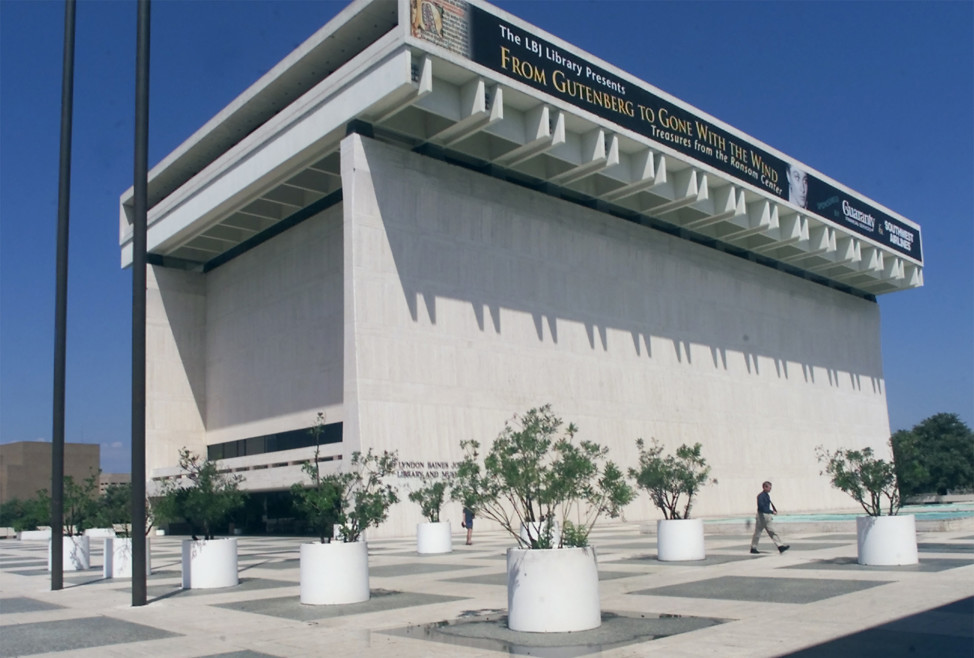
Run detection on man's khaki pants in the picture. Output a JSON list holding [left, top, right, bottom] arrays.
[[751, 512, 783, 550]]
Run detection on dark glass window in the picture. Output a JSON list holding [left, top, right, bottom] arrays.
[[207, 421, 342, 461]]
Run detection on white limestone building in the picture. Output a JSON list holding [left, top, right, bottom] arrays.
[[121, 0, 924, 537]]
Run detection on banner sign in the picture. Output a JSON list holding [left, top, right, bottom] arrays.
[[409, 0, 922, 262]]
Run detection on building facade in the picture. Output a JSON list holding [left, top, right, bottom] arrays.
[[0, 442, 100, 505], [121, 0, 923, 538]]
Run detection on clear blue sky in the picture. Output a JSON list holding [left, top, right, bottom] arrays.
[[2, 0, 971, 474]]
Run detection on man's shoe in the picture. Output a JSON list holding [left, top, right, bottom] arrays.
[[778, 545, 790, 554], [750, 548, 760, 554]]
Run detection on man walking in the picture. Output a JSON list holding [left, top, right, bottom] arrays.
[[750, 481, 790, 554]]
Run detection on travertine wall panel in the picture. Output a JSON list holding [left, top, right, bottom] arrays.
[[342, 135, 891, 538], [146, 266, 207, 475], [205, 205, 344, 443]]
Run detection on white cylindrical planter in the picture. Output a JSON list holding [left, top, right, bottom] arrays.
[[417, 521, 452, 554], [85, 527, 116, 539], [857, 515, 918, 566], [519, 521, 562, 548], [103, 537, 152, 578], [182, 538, 238, 589], [657, 518, 706, 561], [48, 535, 90, 571], [20, 529, 53, 541], [300, 540, 370, 605], [507, 547, 601, 633]]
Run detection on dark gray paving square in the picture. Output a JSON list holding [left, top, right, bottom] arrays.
[[369, 561, 479, 577], [380, 550, 447, 557], [0, 597, 66, 613], [3, 568, 47, 577], [64, 572, 112, 586], [917, 542, 974, 554], [783, 557, 974, 572], [446, 570, 638, 587], [383, 609, 728, 656], [619, 553, 752, 567], [631, 575, 888, 603], [201, 652, 280, 658], [0, 559, 47, 568], [0, 616, 179, 657], [145, 577, 294, 599], [215, 589, 465, 621]]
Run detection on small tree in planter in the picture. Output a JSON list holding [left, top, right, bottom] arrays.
[[291, 414, 342, 544], [291, 413, 399, 604], [409, 472, 449, 523], [816, 445, 901, 516], [154, 448, 245, 540], [816, 443, 918, 565], [630, 439, 714, 520], [408, 472, 453, 554], [630, 439, 715, 561], [49, 472, 99, 571], [452, 404, 634, 632], [96, 485, 156, 579], [63, 472, 99, 537], [154, 448, 246, 589], [453, 405, 633, 550]]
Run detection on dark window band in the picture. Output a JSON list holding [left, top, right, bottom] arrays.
[[207, 421, 342, 461]]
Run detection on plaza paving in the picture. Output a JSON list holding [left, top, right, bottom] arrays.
[[1, 522, 972, 657]]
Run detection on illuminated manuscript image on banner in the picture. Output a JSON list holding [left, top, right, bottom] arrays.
[[409, 0, 921, 262]]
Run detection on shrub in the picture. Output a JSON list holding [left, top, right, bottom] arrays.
[[816, 444, 901, 516], [154, 448, 246, 540], [630, 439, 714, 520], [291, 414, 400, 543], [63, 472, 99, 536], [0, 492, 50, 532], [408, 472, 450, 523], [451, 404, 634, 549]]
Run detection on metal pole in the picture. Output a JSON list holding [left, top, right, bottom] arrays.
[[131, 0, 150, 607], [51, 0, 77, 592]]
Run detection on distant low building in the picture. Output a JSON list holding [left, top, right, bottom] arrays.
[[0, 442, 100, 505], [99, 472, 131, 494]]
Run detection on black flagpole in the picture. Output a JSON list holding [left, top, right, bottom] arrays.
[[131, 0, 150, 607], [51, 0, 76, 592]]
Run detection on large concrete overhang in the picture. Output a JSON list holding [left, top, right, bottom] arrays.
[[120, 0, 922, 298]]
